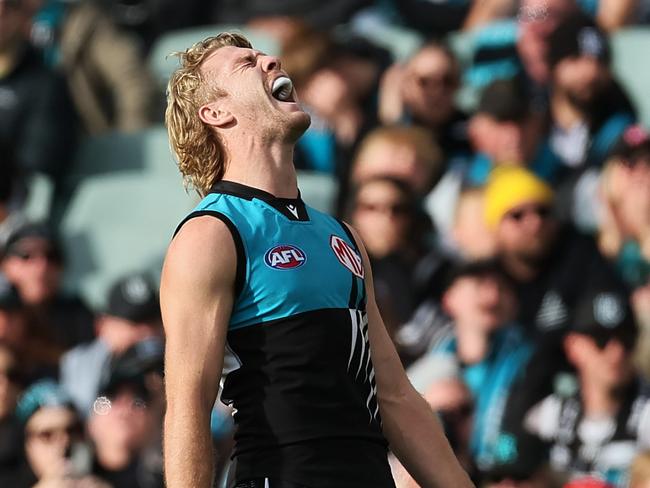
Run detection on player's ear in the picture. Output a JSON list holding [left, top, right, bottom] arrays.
[[198, 101, 234, 128]]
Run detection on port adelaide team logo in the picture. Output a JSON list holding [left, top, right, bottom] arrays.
[[264, 245, 306, 269], [330, 235, 364, 279]]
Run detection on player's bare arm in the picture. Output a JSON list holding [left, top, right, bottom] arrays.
[[161, 216, 237, 488], [345, 224, 475, 488]]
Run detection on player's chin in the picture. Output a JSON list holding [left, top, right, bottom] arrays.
[[286, 111, 311, 140]]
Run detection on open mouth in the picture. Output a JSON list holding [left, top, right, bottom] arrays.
[[271, 76, 295, 102]]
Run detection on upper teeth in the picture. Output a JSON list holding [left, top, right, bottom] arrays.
[[272, 76, 293, 101]]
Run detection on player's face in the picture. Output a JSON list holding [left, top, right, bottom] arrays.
[[201, 46, 311, 141]]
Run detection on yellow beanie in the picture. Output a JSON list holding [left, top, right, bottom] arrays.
[[484, 166, 554, 228]]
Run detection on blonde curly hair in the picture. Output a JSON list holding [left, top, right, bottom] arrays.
[[166, 32, 252, 196]]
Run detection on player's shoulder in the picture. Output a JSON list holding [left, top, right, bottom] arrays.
[[174, 213, 232, 243], [167, 215, 236, 270]]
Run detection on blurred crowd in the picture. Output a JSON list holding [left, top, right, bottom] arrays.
[[1, 0, 650, 487]]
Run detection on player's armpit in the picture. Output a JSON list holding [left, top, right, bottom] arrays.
[[342, 223, 474, 488], [161, 215, 237, 488]]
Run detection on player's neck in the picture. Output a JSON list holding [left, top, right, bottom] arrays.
[[221, 138, 298, 199]]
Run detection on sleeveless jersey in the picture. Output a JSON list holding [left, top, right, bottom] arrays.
[[175, 181, 395, 488]]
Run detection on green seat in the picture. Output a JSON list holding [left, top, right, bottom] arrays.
[[67, 126, 180, 179], [611, 28, 650, 128], [352, 23, 423, 62], [148, 25, 280, 89], [23, 173, 54, 223], [59, 127, 196, 308], [296, 171, 338, 215]]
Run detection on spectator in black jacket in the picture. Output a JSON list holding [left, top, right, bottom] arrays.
[[2, 223, 94, 351], [484, 166, 633, 464], [0, 0, 76, 181], [524, 289, 648, 486]]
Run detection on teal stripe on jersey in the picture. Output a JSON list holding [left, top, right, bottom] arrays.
[[191, 190, 365, 330]]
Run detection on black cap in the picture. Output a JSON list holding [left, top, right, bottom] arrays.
[[548, 13, 610, 68], [477, 79, 529, 122], [571, 287, 637, 349], [105, 273, 160, 323], [0, 273, 22, 310], [3, 222, 63, 261], [443, 258, 513, 292]]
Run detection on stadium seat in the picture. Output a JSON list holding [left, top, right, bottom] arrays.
[[148, 25, 280, 89], [296, 171, 339, 215], [611, 28, 650, 128], [22, 173, 54, 223], [67, 126, 174, 178], [58, 127, 196, 308], [350, 20, 423, 62]]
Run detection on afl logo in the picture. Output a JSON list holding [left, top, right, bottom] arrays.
[[264, 245, 306, 269], [330, 235, 364, 279]]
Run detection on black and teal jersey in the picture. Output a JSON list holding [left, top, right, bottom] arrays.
[[175, 181, 395, 488]]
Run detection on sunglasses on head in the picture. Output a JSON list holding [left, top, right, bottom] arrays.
[[505, 204, 552, 222]]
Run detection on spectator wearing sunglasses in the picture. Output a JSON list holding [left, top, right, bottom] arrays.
[[13, 380, 107, 487], [60, 272, 162, 417], [485, 167, 630, 439], [88, 359, 163, 488], [524, 288, 650, 487], [378, 41, 471, 164], [0, 271, 59, 379], [485, 167, 626, 341], [1, 222, 94, 351], [347, 176, 445, 340]]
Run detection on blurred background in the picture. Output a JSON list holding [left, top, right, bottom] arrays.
[[1, 0, 650, 487]]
